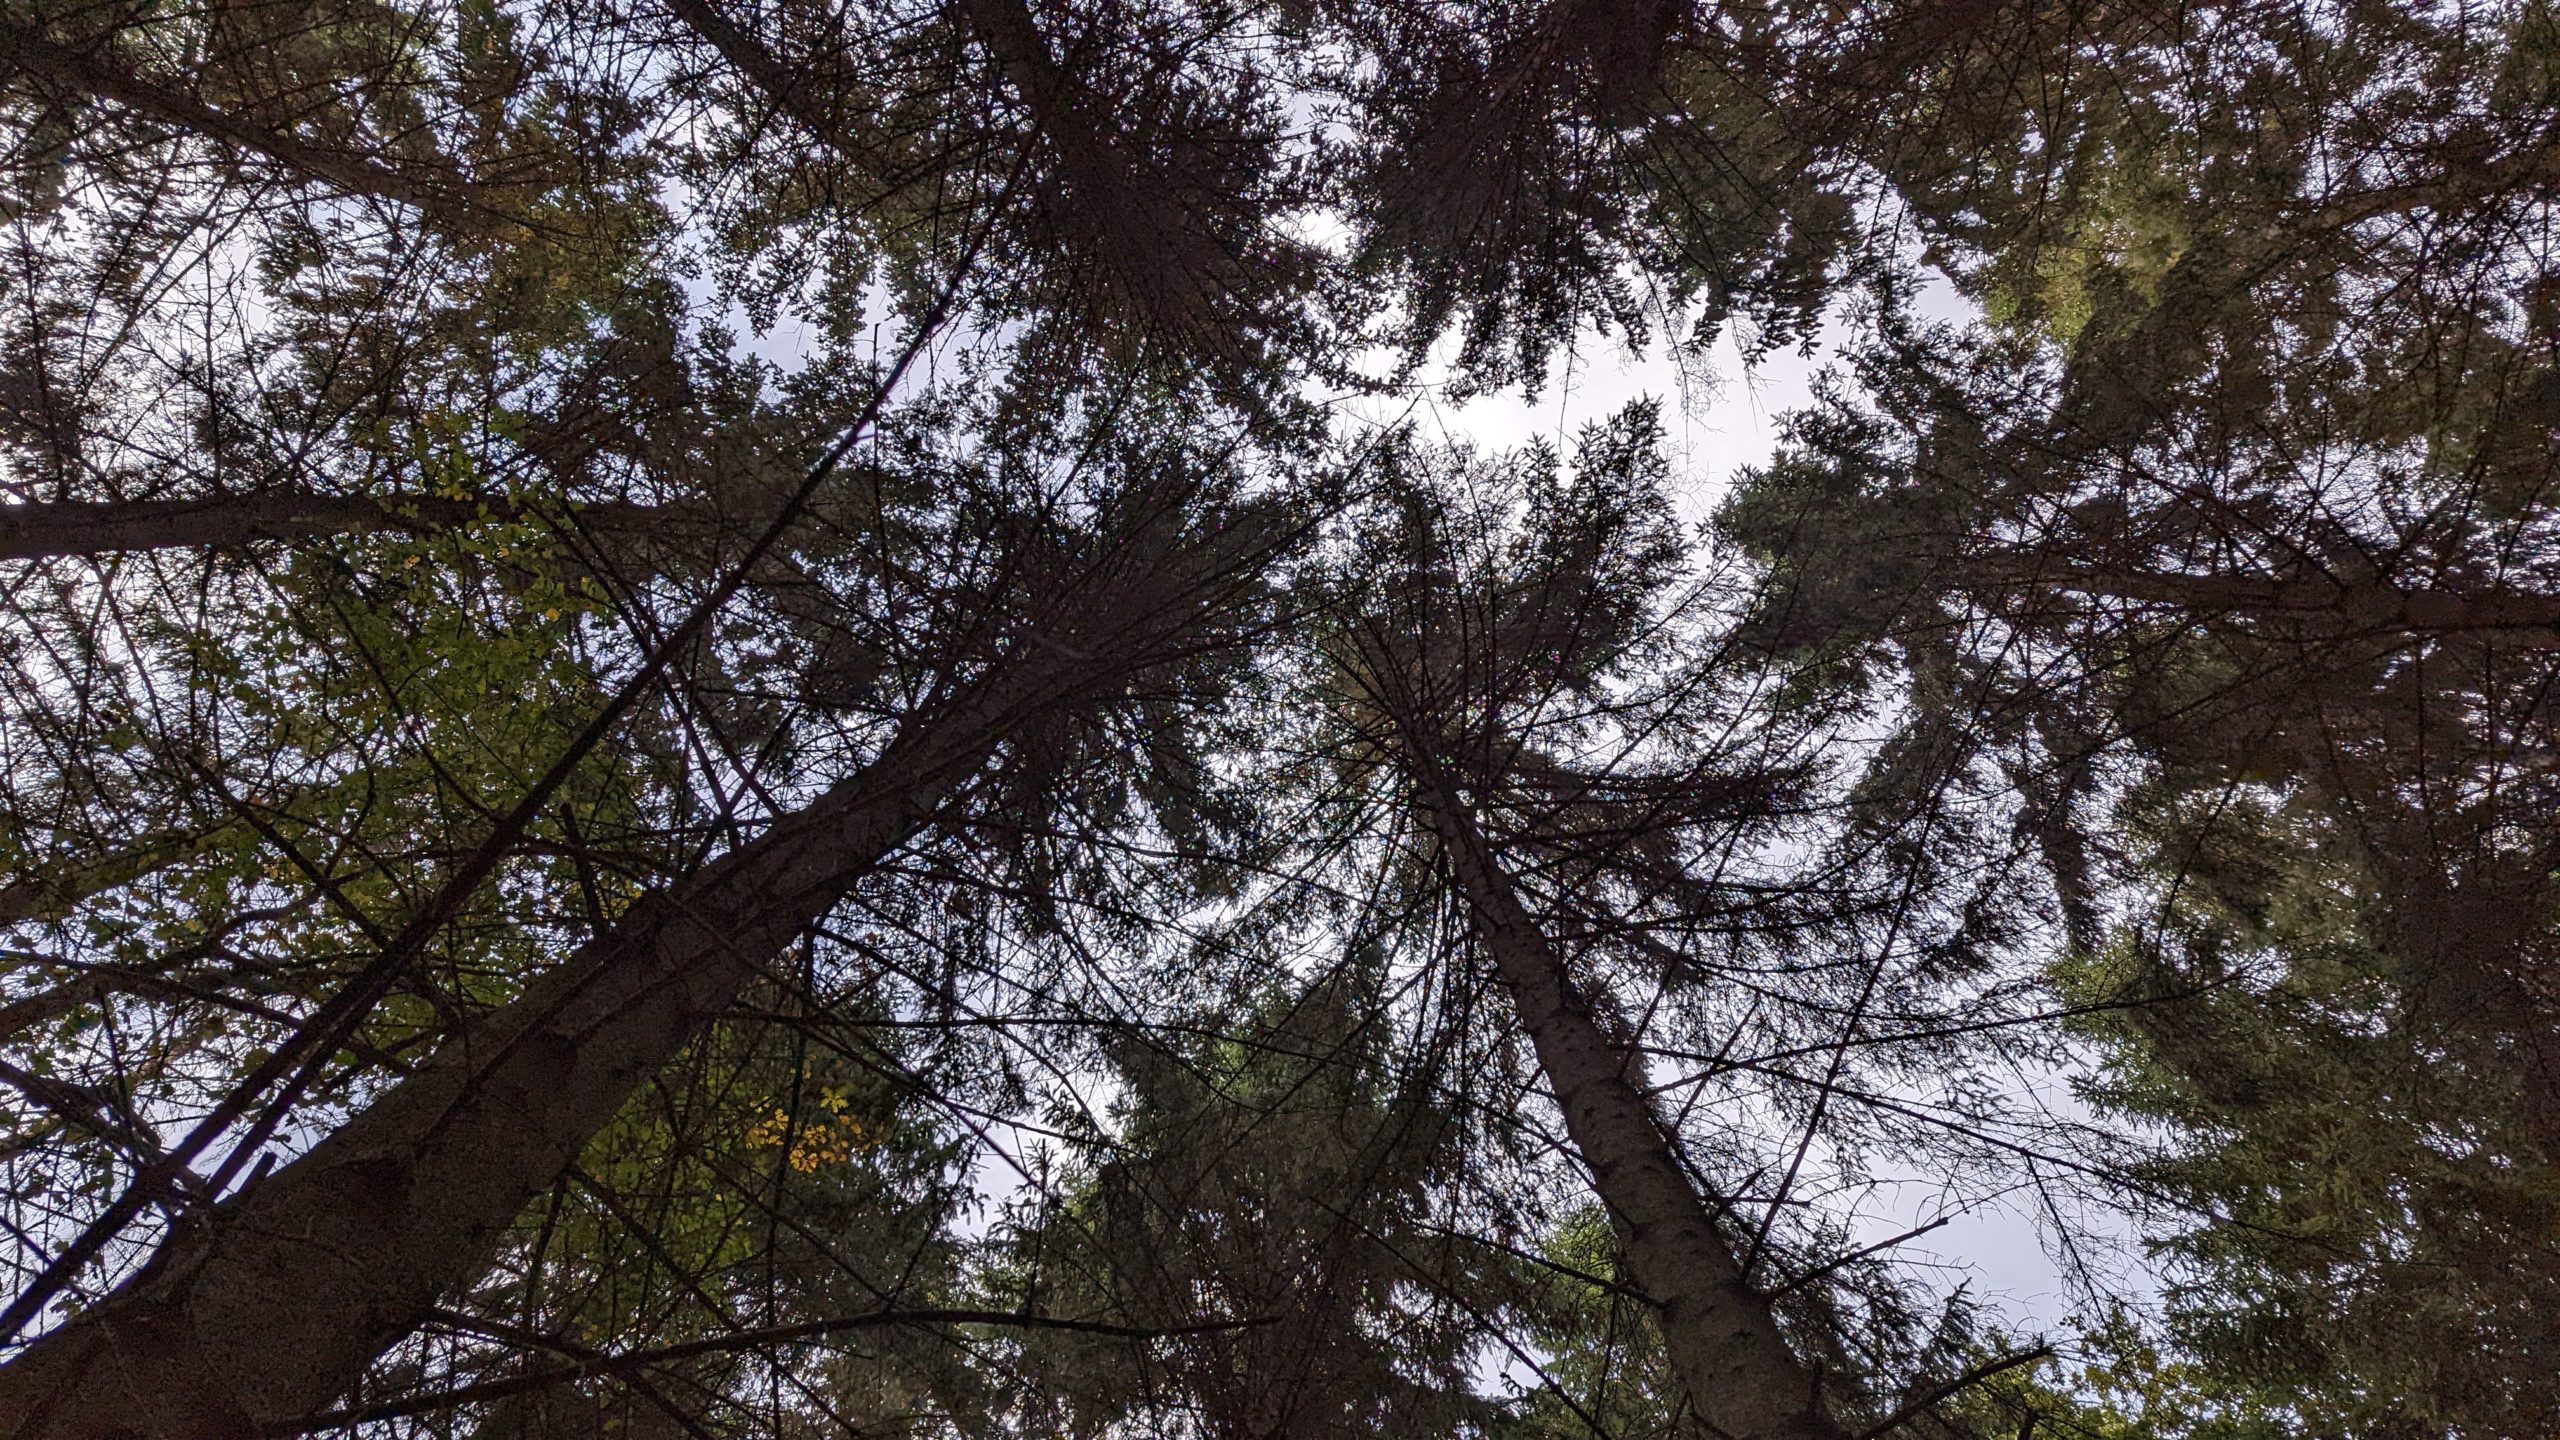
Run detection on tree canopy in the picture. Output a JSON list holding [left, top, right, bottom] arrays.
[[0, 2, 2553, 1437]]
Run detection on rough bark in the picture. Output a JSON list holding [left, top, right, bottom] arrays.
[[0, 459, 1261, 1435], [0, 655, 1076, 1439], [1973, 554, 2560, 649], [0, 492, 680, 562], [1410, 764, 1849, 1440]]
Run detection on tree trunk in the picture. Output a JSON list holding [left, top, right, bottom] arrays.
[[672, 0, 1276, 385], [665, 0, 888, 160], [951, 0, 1254, 359], [1980, 557, 2560, 649], [1410, 763, 1848, 1440], [0, 492, 679, 562], [0, 23, 479, 228], [675, 0, 1236, 350], [0, 657, 1074, 1439]]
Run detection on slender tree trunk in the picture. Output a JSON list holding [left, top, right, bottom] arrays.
[[673, 0, 1237, 349], [664, 0, 885, 157], [0, 23, 480, 228], [0, 654, 1080, 1439], [1407, 758, 1848, 1440], [671, 0, 1284, 401], [0, 973, 119, 1045], [0, 492, 680, 561], [951, 0, 1253, 357], [0, 824, 236, 923], [1972, 555, 2560, 648]]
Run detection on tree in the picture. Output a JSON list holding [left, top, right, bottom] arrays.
[[0, 377, 1293, 1435], [1303, 408, 2043, 1439], [1708, 1, 2560, 1429], [5, 1, 2555, 1436], [986, 965, 1496, 1440]]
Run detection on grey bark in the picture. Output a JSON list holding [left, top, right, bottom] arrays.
[[0, 657, 1071, 1439], [0, 492, 675, 562], [1971, 555, 2560, 649], [1411, 764, 1849, 1440], [0, 463, 1260, 1436]]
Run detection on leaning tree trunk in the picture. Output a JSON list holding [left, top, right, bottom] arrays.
[[1408, 759, 1849, 1440], [0, 492, 684, 561], [1964, 552, 2560, 651], [0, 24, 477, 227], [0, 644, 1106, 1439]]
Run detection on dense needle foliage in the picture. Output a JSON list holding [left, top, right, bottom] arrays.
[[0, 1, 2553, 1437]]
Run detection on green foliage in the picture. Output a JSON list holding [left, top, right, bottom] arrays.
[[2050, 783, 2560, 1437], [3, 2, 2557, 1436], [987, 968, 1496, 1439], [1947, 1311, 2295, 1440]]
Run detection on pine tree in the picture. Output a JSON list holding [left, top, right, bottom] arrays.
[[5, 2, 2555, 1436]]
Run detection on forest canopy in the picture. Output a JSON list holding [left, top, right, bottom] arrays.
[[0, 1, 2554, 1437]]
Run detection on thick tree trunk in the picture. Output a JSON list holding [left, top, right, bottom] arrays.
[[0, 659, 1071, 1439], [1411, 767, 1848, 1440]]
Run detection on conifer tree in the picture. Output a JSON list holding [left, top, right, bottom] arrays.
[[4, 2, 2555, 1436]]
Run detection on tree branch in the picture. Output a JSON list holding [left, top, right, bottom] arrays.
[[280, 1308, 1270, 1432], [0, 23, 485, 229], [1852, 1346, 2054, 1440]]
